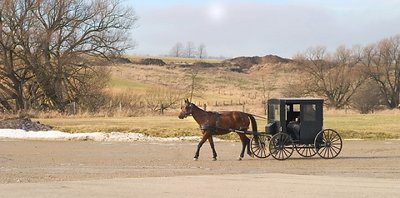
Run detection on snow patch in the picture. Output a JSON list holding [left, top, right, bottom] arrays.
[[0, 129, 206, 142]]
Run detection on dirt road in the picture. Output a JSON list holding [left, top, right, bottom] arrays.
[[0, 139, 399, 197]]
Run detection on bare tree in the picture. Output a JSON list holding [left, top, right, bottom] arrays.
[[170, 42, 184, 57], [281, 77, 305, 98], [185, 68, 205, 102], [295, 46, 365, 109], [0, 0, 137, 112], [184, 41, 196, 58], [350, 79, 383, 114], [0, 1, 35, 111], [259, 75, 277, 104], [144, 87, 184, 112], [361, 35, 400, 109], [197, 43, 207, 59]]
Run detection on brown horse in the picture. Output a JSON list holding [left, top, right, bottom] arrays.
[[178, 99, 258, 160]]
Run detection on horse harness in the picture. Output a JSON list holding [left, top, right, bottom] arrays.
[[199, 111, 221, 133]]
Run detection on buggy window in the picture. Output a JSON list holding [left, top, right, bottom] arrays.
[[269, 104, 280, 122], [303, 104, 316, 121], [293, 104, 300, 112], [286, 104, 300, 122]]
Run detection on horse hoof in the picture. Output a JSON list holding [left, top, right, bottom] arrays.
[[193, 158, 198, 161], [212, 157, 217, 161], [238, 157, 243, 161]]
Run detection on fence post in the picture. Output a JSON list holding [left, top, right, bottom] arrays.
[[73, 102, 76, 115], [160, 103, 164, 115], [203, 103, 207, 111]]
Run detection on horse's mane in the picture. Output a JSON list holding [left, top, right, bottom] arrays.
[[190, 102, 221, 115]]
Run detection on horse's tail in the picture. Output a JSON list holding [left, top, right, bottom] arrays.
[[246, 113, 258, 138]]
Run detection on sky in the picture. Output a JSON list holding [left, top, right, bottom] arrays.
[[126, 0, 400, 58]]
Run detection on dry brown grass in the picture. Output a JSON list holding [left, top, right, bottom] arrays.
[[108, 63, 279, 111], [32, 109, 400, 140], [4, 56, 397, 140]]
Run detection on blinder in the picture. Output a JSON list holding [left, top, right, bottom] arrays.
[[181, 103, 193, 118]]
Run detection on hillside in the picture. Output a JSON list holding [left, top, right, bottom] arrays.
[[106, 54, 301, 115]]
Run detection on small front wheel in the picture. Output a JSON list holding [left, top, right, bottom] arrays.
[[295, 144, 317, 157], [314, 129, 343, 159], [250, 134, 271, 158], [269, 133, 294, 160]]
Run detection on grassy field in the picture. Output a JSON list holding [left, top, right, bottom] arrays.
[[18, 56, 399, 140], [324, 111, 400, 139], [35, 110, 400, 140]]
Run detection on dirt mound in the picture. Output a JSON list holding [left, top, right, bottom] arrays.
[[139, 58, 166, 66], [260, 55, 292, 64], [111, 57, 132, 64], [0, 117, 53, 131], [222, 54, 293, 72], [223, 56, 261, 70]]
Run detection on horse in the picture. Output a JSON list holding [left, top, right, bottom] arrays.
[[178, 99, 258, 161]]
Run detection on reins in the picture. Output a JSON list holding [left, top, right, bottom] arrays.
[[249, 114, 267, 120]]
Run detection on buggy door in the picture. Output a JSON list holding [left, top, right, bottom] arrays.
[[300, 103, 322, 144]]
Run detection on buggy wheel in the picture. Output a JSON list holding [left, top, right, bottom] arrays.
[[250, 134, 271, 158], [269, 133, 294, 160], [295, 144, 317, 157], [314, 129, 343, 159]]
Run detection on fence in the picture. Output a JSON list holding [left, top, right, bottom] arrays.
[[62, 99, 267, 116]]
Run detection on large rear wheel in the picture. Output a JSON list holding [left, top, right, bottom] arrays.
[[250, 134, 271, 158], [269, 133, 294, 160], [314, 129, 343, 159]]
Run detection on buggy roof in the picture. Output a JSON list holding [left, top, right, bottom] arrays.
[[268, 98, 324, 104]]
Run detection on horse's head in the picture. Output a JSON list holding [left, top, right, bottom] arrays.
[[178, 99, 193, 119]]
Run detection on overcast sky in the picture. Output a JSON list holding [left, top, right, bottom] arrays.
[[127, 0, 400, 58]]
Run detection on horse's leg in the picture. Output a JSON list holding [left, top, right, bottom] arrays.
[[246, 137, 254, 158], [237, 133, 253, 160], [237, 133, 248, 160], [208, 135, 217, 161], [194, 132, 210, 161]]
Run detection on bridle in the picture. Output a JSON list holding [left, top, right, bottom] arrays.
[[181, 103, 193, 118]]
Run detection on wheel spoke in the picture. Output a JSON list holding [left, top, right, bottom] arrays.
[[320, 146, 327, 156], [260, 149, 266, 157], [299, 148, 305, 155], [331, 146, 340, 154], [282, 147, 290, 157], [296, 144, 316, 157], [331, 145, 341, 150], [306, 148, 311, 156], [278, 150, 282, 159]]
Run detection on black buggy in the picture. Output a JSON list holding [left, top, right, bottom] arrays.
[[250, 98, 343, 160]]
